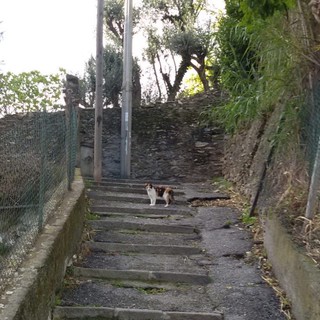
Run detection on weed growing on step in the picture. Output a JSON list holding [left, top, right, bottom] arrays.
[[211, 177, 233, 192], [241, 207, 257, 226], [54, 295, 62, 306], [84, 180, 93, 188], [137, 287, 167, 295], [0, 243, 10, 256], [86, 211, 100, 221]]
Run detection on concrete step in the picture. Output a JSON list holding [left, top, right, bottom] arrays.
[[86, 241, 203, 255], [72, 267, 211, 285], [90, 201, 193, 214], [87, 190, 187, 205], [93, 211, 186, 219], [85, 178, 181, 188], [76, 251, 206, 274], [92, 229, 201, 246], [54, 279, 222, 318], [88, 220, 199, 234], [87, 185, 185, 196], [53, 306, 223, 320]]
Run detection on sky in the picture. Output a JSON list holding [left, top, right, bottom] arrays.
[[0, 0, 225, 76], [0, 0, 97, 75]]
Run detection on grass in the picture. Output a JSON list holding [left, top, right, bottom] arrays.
[[241, 207, 257, 226], [86, 211, 100, 221], [137, 287, 167, 295], [84, 179, 94, 188], [211, 177, 233, 192], [111, 280, 168, 295], [0, 243, 11, 256]]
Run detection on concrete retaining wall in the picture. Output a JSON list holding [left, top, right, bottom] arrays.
[[264, 214, 320, 320], [0, 173, 86, 320]]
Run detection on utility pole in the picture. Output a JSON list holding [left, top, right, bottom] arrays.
[[94, 0, 104, 182], [120, 0, 133, 178]]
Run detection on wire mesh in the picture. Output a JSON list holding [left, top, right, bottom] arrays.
[[0, 107, 78, 293]]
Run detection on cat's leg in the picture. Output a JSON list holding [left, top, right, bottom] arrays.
[[150, 195, 156, 206], [148, 195, 154, 206], [163, 192, 169, 207]]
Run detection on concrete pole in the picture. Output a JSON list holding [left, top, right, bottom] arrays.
[[120, 0, 133, 178], [94, 0, 104, 182]]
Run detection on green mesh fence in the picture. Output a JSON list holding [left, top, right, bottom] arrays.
[[0, 107, 78, 293]]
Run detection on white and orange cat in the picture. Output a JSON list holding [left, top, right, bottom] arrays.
[[145, 183, 174, 207]]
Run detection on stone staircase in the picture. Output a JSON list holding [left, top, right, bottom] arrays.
[[53, 179, 224, 320]]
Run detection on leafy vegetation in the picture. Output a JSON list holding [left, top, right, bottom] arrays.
[[239, 0, 295, 25], [81, 0, 220, 104], [241, 206, 257, 226], [0, 70, 64, 116], [81, 47, 123, 108], [211, 0, 309, 135], [80, 0, 141, 108], [141, 0, 217, 101]]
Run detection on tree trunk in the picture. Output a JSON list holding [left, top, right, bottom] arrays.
[[158, 55, 191, 101], [190, 56, 210, 91], [132, 67, 141, 107], [152, 61, 162, 100]]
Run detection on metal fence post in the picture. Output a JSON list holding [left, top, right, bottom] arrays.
[[305, 135, 320, 220], [38, 110, 47, 230], [65, 74, 80, 190]]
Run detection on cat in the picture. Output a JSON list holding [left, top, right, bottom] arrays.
[[144, 183, 174, 207]]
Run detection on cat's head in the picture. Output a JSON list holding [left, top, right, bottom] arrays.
[[144, 183, 153, 191]]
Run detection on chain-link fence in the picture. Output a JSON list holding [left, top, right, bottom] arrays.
[[0, 106, 78, 293]]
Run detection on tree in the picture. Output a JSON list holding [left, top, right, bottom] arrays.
[[142, 0, 215, 101], [81, 46, 141, 108], [80, 58, 96, 108], [0, 70, 64, 117], [104, 0, 141, 46], [82, 47, 122, 108], [81, 0, 141, 107], [168, 27, 214, 92]]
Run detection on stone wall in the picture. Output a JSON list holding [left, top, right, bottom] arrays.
[[79, 93, 225, 182]]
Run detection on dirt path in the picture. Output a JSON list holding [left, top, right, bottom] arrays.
[[53, 179, 286, 320]]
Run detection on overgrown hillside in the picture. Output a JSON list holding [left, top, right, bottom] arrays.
[[213, 0, 320, 265]]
